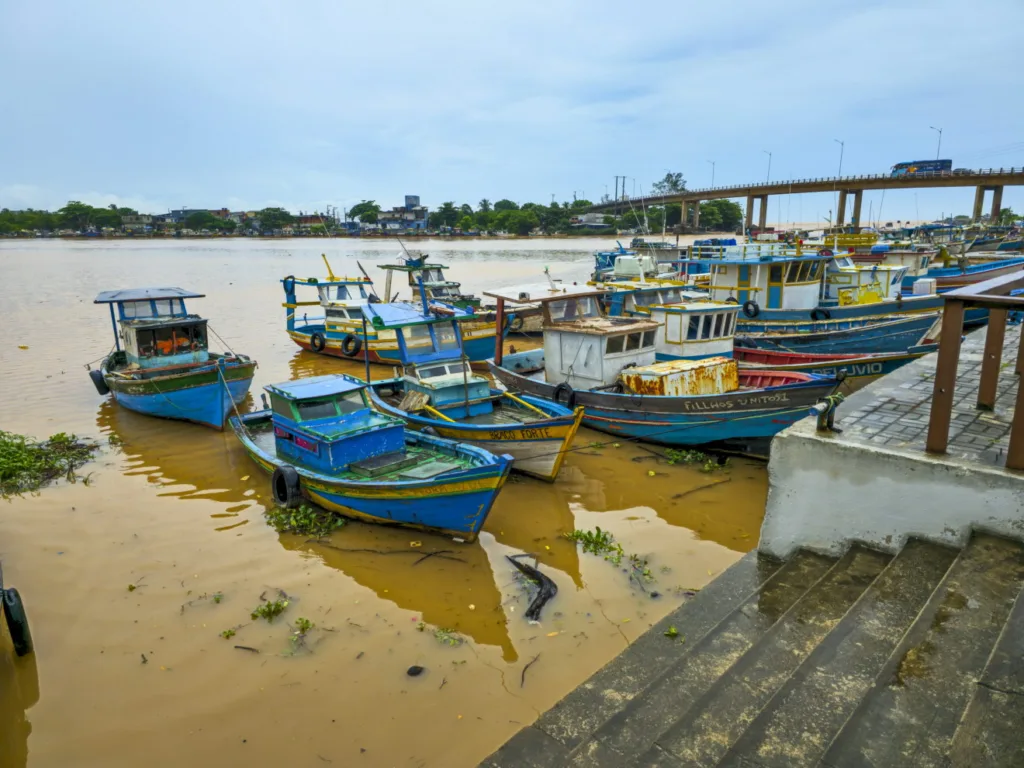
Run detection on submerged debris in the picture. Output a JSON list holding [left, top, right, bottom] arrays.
[[0, 430, 99, 497], [265, 503, 345, 538], [407, 665, 425, 677], [506, 555, 558, 621]]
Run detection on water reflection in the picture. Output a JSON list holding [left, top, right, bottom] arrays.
[[0, 648, 39, 768]]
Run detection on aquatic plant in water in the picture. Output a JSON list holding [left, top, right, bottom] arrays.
[[0, 430, 99, 497], [566, 527, 656, 588], [664, 448, 730, 473], [264, 503, 346, 538], [251, 599, 289, 622]]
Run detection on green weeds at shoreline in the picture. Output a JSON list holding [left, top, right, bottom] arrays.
[[0, 430, 99, 497]]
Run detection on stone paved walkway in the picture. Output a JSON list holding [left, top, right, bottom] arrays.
[[836, 324, 1021, 468]]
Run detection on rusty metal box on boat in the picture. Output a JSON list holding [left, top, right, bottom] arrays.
[[619, 357, 739, 396]]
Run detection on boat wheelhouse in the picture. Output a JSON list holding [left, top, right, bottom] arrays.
[[649, 301, 741, 361], [230, 373, 512, 540], [90, 287, 256, 429], [380, 256, 482, 310], [361, 301, 583, 481]]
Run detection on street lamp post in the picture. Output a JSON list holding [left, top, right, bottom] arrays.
[[707, 160, 715, 188], [763, 151, 772, 183], [835, 139, 845, 178], [930, 126, 943, 160]]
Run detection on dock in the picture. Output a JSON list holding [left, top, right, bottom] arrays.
[[484, 273, 1024, 767]]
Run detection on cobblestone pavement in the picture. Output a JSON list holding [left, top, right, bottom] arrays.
[[835, 324, 1021, 468]]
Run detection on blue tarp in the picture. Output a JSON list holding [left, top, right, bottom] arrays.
[[363, 301, 472, 329]]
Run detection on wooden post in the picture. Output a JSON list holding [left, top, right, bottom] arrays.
[[977, 309, 1007, 410], [1007, 376, 1024, 470], [925, 299, 966, 454], [1017, 321, 1024, 375], [494, 298, 505, 366]]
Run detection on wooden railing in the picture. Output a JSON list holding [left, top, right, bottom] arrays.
[[926, 270, 1024, 469]]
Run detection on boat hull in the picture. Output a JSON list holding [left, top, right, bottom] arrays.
[[742, 295, 987, 328], [103, 357, 256, 429], [231, 412, 512, 540], [735, 314, 937, 355], [368, 386, 583, 482], [900, 258, 1024, 292], [288, 326, 500, 368], [735, 344, 937, 381], [488, 356, 840, 447]]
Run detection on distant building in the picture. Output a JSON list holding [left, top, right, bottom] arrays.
[[570, 212, 609, 230], [121, 214, 153, 232], [377, 195, 429, 231], [294, 212, 332, 230], [167, 209, 207, 223]]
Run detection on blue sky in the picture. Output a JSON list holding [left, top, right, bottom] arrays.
[[2, 0, 1023, 223]]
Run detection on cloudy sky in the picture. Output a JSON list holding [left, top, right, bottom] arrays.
[[2, 0, 1023, 223]]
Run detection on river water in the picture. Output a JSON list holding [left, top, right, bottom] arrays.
[[0, 237, 766, 767]]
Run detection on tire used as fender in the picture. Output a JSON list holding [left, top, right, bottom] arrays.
[[552, 382, 576, 409], [310, 332, 326, 353], [3, 587, 33, 657], [509, 315, 525, 333], [89, 369, 110, 396], [340, 334, 362, 357], [810, 308, 831, 321], [742, 300, 760, 318], [271, 466, 302, 509]]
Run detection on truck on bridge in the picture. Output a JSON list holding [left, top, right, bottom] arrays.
[[890, 159, 954, 177]]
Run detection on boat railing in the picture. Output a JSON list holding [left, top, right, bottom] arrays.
[[926, 269, 1024, 470], [689, 243, 802, 261]]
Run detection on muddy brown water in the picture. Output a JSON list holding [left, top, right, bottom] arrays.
[[0, 238, 766, 767]]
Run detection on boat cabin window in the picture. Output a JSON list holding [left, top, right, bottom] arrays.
[[714, 313, 725, 336], [418, 361, 468, 380], [336, 389, 367, 414], [434, 323, 460, 353], [662, 288, 682, 304], [270, 394, 294, 420], [135, 324, 205, 357], [319, 285, 351, 302], [770, 265, 783, 282], [347, 307, 364, 321], [687, 315, 701, 340], [625, 333, 641, 351], [701, 315, 713, 339], [633, 291, 660, 308], [606, 335, 625, 354], [642, 330, 655, 347], [549, 295, 601, 321], [295, 399, 338, 421], [404, 323, 432, 349], [326, 308, 349, 320]]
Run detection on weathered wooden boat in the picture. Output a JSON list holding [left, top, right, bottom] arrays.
[[899, 256, 1024, 293], [90, 288, 256, 429], [485, 284, 840, 447], [230, 374, 513, 540], [734, 312, 939, 354], [361, 300, 582, 481], [282, 270, 504, 366], [734, 344, 938, 381]]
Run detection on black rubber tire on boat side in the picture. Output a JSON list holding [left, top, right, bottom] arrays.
[[3, 588, 33, 657], [552, 382, 576, 409], [310, 332, 326, 353], [742, 300, 760, 319], [340, 334, 362, 357], [271, 466, 302, 509], [89, 369, 110, 396], [509, 315, 525, 332], [810, 308, 831, 321]]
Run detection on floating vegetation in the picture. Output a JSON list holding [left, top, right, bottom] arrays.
[[566, 527, 657, 591], [663, 625, 679, 638], [251, 599, 289, 623], [0, 430, 99, 497], [212, 592, 224, 604], [265, 503, 346, 539], [433, 627, 464, 647], [220, 628, 236, 640], [664, 448, 730, 473]]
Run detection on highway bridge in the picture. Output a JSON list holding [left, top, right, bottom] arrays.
[[590, 167, 1024, 230]]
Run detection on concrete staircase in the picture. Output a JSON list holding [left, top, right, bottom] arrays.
[[482, 534, 1024, 767]]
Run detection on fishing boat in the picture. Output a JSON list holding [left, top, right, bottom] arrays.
[[485, 284, 840, 447], [734, 313, 938, 355], [361, 300, 583, 481], [282, 267, 505, 366], [899, 255, 1024, 293], [89, 288, 256, 429], [230, 374, 513, 540], [734, 344, 938, 382]]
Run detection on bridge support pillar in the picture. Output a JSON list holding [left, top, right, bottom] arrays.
[[973, 186, 986, 223], [836, 190, 848, 226], [991, 186, 1004, 223], [745, 196, 755, 231], [758, 195, 768, 230], [693, 200, 700, 229], [852, 190, 863, 232]]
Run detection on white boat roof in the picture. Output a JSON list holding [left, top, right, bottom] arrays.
[[483, 283, 607, 305]]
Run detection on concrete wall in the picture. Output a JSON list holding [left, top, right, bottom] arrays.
[[760, 422, 1024, 559]]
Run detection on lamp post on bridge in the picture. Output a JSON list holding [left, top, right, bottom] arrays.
[[763, 150, 772, 183], [835, 139, 844, 178], [930, 126, 943, 160], [707, 160, 715, 189]]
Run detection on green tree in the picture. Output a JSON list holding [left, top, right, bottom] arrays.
[[699, 199, 743, 231], [347, 200, 380, 224], [184, 211, 219, 230], [478, 198, 492, 213], [652, 172, 686, 195], [459, 203, 473, 217], [457, 215, 475, 231], [475, 210, 493, 231], [664, 203, 682, 227], [497, 209, 538, 235], [493, 199, 519, 212], [58, 201, 96, 230], [997, 207, 1019, 226], [429, 202, 460, 229], [257, 207, 295, 231]]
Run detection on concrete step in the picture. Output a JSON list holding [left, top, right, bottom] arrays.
[[481, 550, 786, 768], [821, 533, 1024, 768], [718, 538, 959, 768], [644, 546, 891, 767], [563, 550, 836, 767], [947, 582, 1024, 766]]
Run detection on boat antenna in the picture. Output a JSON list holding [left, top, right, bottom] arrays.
[[356, 260, 381, 300]]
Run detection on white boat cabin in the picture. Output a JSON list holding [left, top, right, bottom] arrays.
[[687, 245, 830, 312], [824, 256, 909, 304], [649, 301, 740, 361]]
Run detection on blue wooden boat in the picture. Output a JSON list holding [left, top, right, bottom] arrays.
[[90, 288, 256, 429], [734, 313, 938, 355], [360, 299, 583, 482], [484, 284, 841, 448], [230, 374, 513, 540]]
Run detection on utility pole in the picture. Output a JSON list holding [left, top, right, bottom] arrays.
[[930, 126, 943, 159], [707, 160, 715, 188], [835, 139, 845, 177], [763, 151, 772, 183]]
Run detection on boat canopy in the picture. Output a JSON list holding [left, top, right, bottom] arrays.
[[266, 374, 364, 402], [363, 301, 473, 330], [94, 287, 204, 303], [483, 284, 607, 305]]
